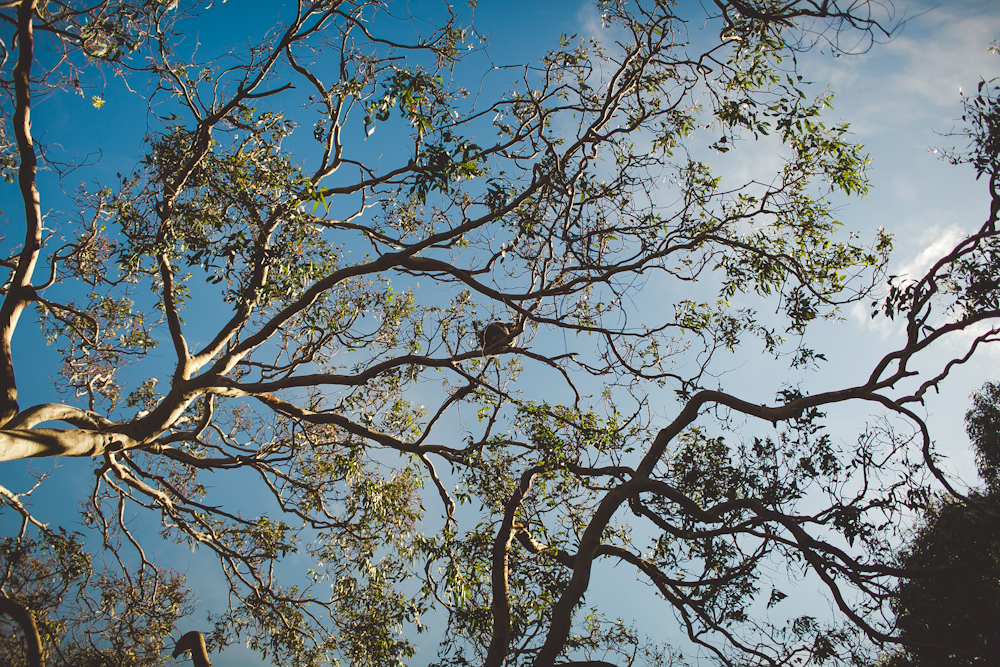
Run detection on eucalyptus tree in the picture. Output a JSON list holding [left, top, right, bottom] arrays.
[[2, 0, 998, 666], [876, 382, 1000, 666], [0, 530, 189, 667]]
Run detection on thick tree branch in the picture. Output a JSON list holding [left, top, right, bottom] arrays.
[[173, 630, 212, 667], [0, 428, 140, 462], [486, 465, 545, 667], [5, 403, 116, 430], [0, 0, 41, 426], [0, 594, 44, 667]]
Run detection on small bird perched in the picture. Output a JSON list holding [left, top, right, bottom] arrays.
[[172, 631, 212, 667], [477, 321, 519, 353]]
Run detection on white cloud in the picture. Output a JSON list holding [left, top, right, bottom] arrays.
[[881, 13, 1000, 108], [800, 2, 1000, 136], [894, 224, 964, 280], [940, 320, 1000, 360], [848, 300, 902, 340], [849, 223, 967, 340]]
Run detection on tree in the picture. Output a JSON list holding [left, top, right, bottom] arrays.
[[0, 529, 189, 667], [878, 383, 1000, 666], [2, 0, 999, 665]]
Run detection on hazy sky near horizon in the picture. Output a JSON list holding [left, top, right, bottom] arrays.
[[2, 0, 1000, 665]]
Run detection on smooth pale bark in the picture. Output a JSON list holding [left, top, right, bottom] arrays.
[[0, 0, 42, 426], [0, 429, 139, 462], [173, 631, 212, 667], [4, 403, 116, 430]]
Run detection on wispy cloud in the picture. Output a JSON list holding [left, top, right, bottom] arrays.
[[849, 224, 966, 339], [895, 224, 965, 280], [849, 300, 901, 340], [882, 10, 1000, 108], [801, 1, 1000, 134]]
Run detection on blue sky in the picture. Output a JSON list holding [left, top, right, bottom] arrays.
[[2, 0, 1000, 665]]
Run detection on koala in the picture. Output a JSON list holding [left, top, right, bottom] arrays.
[[477, 321, 519, 353]]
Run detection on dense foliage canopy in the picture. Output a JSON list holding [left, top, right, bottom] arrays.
[[878, 383, 1000, 667], [0, 1, 997, 665]]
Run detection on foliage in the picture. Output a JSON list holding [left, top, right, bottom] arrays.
[[879, 494, 1000, 667], [877, 382, 1000, 666], [0, 530, 189, 667], [0, 1, 996, 666]]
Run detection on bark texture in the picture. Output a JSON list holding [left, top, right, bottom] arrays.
[[173, 631, 212, 667]]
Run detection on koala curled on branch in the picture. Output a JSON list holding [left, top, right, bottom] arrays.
[[476, 321, 519, 353], [453, 321, 521, 401]]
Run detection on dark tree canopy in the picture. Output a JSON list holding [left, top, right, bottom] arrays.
[[0, 1, 998, 666], [882, 494, 1000, 666], [878, 383, 1000, 666], [964, 381, 1000, 495]]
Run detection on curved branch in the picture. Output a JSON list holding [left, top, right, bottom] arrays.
[[0, 428, 140, 462], [0, 594, 43, 667], [5, 403, 116, 430], [0, 0, 42, 426], [173, 630, 212, 667], [485, 465, 545, 667]]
